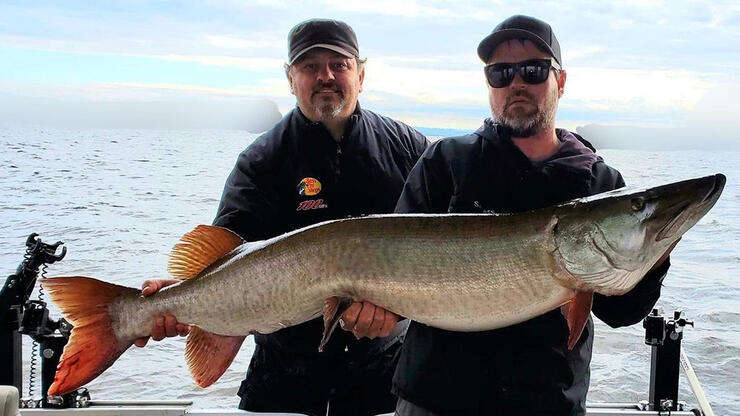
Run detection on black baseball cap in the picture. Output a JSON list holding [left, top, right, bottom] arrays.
[[288, 19, 360, 65], [477, 15, 562, 68]]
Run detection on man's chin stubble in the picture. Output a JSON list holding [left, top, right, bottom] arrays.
[[316, 103, 343, 120], [312, 96, 345, 120], [495, 97, 557, 138], [495, 110, 539, 138]]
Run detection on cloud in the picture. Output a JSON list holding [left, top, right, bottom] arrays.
[[563, 67, 715, 115], [563, 45, 605, 63], [363, 56, 486, 107], [0, 79, 292, 105], [204, 34, 284, 50], [0, 93, 283, 131], [318, 0, 452, 17], [155, 54, 283, 70], [203, 0, 290, 12], [686, 84, 740, 130], [0, 34, 104, 53]]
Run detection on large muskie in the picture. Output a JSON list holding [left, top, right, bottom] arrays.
[[44, 174, 725, 395]]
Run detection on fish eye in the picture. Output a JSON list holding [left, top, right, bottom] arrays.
[[631, 197, 645, 211]]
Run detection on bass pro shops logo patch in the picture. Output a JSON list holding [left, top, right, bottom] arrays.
[[297, 177, 322, 196], [296, 177, 327, 211]]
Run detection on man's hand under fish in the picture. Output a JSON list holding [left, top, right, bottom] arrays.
[[134, 279, 191, 347], [133, 279, 399, 348]]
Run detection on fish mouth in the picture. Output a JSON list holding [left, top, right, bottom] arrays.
[[655, 174, 725, 241], [655, 200, 692, 241], [702, 173, 726, 204]]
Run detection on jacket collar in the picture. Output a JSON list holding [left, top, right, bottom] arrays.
[[476, 118, 599, 176]]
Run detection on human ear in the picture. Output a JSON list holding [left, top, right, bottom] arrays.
[[358, 66, 365, 93], [557, 70, 567, 98]]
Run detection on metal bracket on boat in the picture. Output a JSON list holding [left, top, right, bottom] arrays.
[[1, 234, 80, 409], [46, 388, 90, 408], [643, 309, 699, 414]]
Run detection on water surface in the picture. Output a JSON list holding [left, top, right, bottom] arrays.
[[1, 127, 737, 414]]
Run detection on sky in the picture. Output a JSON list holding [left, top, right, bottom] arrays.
[[1, 0, 739, 132]]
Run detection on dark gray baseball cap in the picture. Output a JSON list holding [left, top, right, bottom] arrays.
[[477, 15, 562, 67], [288, 19, 359, 65]]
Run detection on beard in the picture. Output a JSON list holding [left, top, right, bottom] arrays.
[[492, 87, 558, 138], [311, 81, 346, 121]]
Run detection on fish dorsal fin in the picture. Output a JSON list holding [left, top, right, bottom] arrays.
[[168, 225, 243, 279], [185, 326, 246, 388]]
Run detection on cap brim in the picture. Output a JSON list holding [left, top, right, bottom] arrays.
[[477, 28, 559, 65], [289, 44, 356, 65]]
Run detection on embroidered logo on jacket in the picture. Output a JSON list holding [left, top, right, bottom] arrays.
[[297, 177, 322, 196], [296, 199, 328, 211]]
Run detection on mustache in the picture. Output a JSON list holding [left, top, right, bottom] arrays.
[[312, 81, 343, 95], [505, 90, 535, 107]]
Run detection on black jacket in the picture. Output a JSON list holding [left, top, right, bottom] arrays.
[[212, 102, 427, 364], [214, 104, 428, 245], [214, 104, 428, 354], [392, 120, 668, 415]]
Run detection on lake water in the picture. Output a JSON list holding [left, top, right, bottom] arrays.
[[1, 127, 738, 414]]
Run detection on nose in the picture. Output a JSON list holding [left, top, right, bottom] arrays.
[[509, 72, 527, 89], [317, 63, 335, 82]]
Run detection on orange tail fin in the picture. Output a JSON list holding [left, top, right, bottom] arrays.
[[42, 277, 139, 396]]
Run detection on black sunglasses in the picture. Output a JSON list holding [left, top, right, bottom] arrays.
[[484, 59, 560, 88]]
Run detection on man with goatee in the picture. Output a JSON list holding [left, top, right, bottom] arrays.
[[392, 15, 675, 415], [137, 19, 427, 416]]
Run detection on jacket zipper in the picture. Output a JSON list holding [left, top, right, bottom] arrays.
[[335, 142, 342, 177]]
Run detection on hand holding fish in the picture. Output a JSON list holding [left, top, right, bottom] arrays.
[[340, 300, 398, 339], [133, 279, 191, 347]]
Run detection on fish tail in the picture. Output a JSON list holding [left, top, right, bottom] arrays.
[[42, 276, 139, 396]]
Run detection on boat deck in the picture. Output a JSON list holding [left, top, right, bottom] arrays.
[[17, 400, 702, 416]]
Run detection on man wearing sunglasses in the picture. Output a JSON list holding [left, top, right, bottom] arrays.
[[392, 15, 674, 415]]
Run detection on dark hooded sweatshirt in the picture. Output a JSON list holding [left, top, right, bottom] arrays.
[[392, 120, 669, 416]]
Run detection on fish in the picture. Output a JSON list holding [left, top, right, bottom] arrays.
[[42, 173, 725, 396]]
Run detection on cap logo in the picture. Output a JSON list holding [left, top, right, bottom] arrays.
[[298, 177, 322, 196]]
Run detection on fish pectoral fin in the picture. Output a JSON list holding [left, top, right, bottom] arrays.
[[185, 326, 246, 388], [320, 296, 354, 352], [561, 291, 594, 350], [168, 225, 244, 279]]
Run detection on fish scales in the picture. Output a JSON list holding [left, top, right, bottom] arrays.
[[112, 213, 570, 339]]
